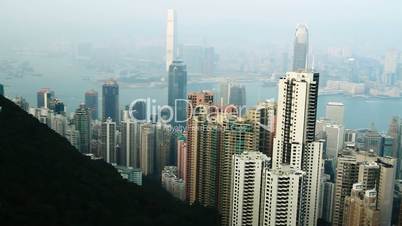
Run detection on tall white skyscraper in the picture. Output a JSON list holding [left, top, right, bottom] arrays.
[[326, 102, 345, 125], [292, 24, 309, 72], [166, 9, 177, 71], [229, 151, 269, 226], [270, 71, 323, 226], [101, 118, 116, 163]]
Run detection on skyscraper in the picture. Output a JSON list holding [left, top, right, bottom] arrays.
[[186, 91, 214, 204], [292, 24, 309, 72], [270, 71, 322, 226], [101, 118, 116, 163], [120, 118, 136, 167], [229, 151, 269, 226], [326, 102, 345, 125], [166, 9, 177, 71], [37, 88, 55, 108], [102, 80, 119, 123], [343, 184, 380, 226], [332, 148, 396, 226], [85, 89, 98, 120], [219, 117, 256, 226], [49, 98, 65, 115], [0, 83, 4, 96], [229, 84, 246, 107], [168, 60, 187, 126], [139, 123, 156, 176], [260, 166, 306, 226], [74, 104, 91, 153]]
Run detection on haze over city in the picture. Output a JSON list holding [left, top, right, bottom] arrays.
[[1, 1, 402, 226]]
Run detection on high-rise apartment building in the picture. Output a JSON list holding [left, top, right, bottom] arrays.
[[166, 9, 177, 71], [229, 151, 269, 226], [102, 80, 119, 123], [292, 24, 309, 71], [74, 104, 91, 153], [343, 183, 380, 226], [101, 118, 116, 163], [270, 71, 322, 226], [168, 60, 187, 126], [85, 89, 98, 120], [185, 91, 214, 204], [332, 148, 396, 226], [260, 165, 306, 226], [219, 117, 256, 226], [139, 123, 155, 176]]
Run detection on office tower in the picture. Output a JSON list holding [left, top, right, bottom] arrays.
[[101, 118, 116, 163], [13, 96, 29, 111], [166, 9, 177, 71], [316, 119, 344, 159], [139, 123, 155, 176], [270, 71, 322, 226], [326, 102, 345, 125], [382, 135, 394, 157], [37, 88, 54, 108], [74, 104, 91, 153], [343, 184, 380, 226], [383, 49, 399, 85], [388, 117, 402, 177], [292, 24, 309, 71], [49, 98, 65, 115], [179, 45, 204, 73], [229, 84, 246, 107], [203, 46, 216, 75], [318, 174, 335, 223], [161, 166, 186, 201], [219, 80, 231, 105], [0, 83, 4, 96], [260, 165, 306, 226], [229, 151, 269, 226], [120, 119, 136, 167], [66, 124, 80, 150], [85, 89, 98, 120], [168, 60, 187, 126], [155, 123, 172, 176], [185, 91, 214, 204], [102, 80, 119, 123], [219, 117, 255, 226]]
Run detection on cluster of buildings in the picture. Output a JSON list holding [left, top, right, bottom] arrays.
[[3, 9, 402, 226], [12, 81, 180, 187]]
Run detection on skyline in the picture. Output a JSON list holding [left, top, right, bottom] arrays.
[[0, 1, 402, 55]]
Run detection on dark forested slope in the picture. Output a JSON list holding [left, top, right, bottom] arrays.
[[0, 95, 219, 226]]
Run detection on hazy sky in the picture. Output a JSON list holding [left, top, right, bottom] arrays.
[[1, 0, 401, 54]]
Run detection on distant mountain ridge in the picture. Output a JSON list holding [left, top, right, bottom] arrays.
[[0, 95, 219, 226]]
